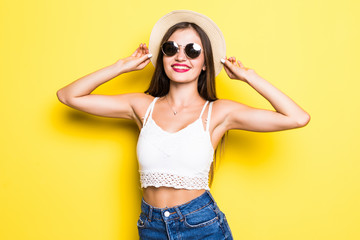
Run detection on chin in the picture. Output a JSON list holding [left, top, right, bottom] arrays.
[[169, 76, 198, 84], [166, 71, 201, 84]]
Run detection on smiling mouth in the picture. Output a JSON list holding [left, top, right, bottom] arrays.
[[171, 64, 191, 72]]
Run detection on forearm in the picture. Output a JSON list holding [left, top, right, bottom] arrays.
[[245, 72, 310, 125], [57, 61, 122, 104]]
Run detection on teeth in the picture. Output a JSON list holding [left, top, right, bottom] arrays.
[[173, 66, 190, 69]]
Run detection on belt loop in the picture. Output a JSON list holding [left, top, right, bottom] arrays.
[[207, 190, 217, 206], [148, 205, 153, 222], [174, 207, 184, 220]]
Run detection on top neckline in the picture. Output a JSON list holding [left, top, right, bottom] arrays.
[[145, 97, 209, 134], [149, 117, 204, 135]]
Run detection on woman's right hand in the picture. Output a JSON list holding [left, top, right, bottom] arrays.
[[115, 43, 152, 74], [57, 43, 153, 120]]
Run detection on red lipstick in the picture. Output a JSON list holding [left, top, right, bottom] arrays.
[[171, 64, 191, 73]]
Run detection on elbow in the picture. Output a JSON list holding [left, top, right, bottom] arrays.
[[56, 88, 69, 105], [295, 112, 311, 128]]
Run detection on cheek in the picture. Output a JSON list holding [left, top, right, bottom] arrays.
[[193, 57, 205, 70], [163, 58, 171, 69], [198, 55, 206, 67], [162, 58, 173, 78]]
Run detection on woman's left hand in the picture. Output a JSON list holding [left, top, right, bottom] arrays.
[[222, 57, 255, 83]]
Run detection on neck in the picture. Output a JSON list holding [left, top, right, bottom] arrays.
[[166, 81, 204, 107]]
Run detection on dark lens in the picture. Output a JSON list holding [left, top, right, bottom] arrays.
[[161, 41, 178, 56], [185, 43, 201, 59]]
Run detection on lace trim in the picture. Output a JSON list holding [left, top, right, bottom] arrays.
[[140, 172, 210, 190]]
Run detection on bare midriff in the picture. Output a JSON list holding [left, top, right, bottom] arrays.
[[142, 186, 206, 208]]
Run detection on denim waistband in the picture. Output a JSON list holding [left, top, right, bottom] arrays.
[[141, 190, 217, 222]]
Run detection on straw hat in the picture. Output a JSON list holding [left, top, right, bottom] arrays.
[[149, 10, 226, 76]]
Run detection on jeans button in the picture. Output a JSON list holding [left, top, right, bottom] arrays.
[[164, 211, 170, 217]]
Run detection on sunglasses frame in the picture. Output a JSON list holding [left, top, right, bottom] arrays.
[[161, 41, 202, 59]]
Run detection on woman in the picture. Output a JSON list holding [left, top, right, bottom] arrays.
[[57, 10, 310, 240]]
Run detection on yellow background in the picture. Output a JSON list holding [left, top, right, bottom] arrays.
[[1, 0, 359, 239]]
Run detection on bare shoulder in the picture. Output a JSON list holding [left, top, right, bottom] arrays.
[[109, 92, 153, 110], [206, 99, 247, 146], [209, 99, 238, 128], [212, 98, 248, 115], [117, 92, 151, 100], [210, 98, 251, 131], [124, 93, 155, 125], [125, 92, 154, 107]]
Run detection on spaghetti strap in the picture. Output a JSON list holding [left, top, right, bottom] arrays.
[[143, 97, 159, 127], [199, 101, 209, 119], [206, 101, 213, 131]]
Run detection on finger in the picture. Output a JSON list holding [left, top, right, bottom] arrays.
[[135, 44, 142, 57], [237, 60, 250, 70], [137, 58, 151, 70], [221, 58, 232, 68], [141, 43, 146, 55], [144, 43, 149, 54], [132, 50, 152, 66], [223, 65, 236, 78], [143, 58, 151, 66], [141, 43, 146, 56], [222, 59, 235, 73], [133, 44, 143, 57], [223, 58, 238, 73], [237, 60, 245, 68], [223, 65, 232, 75], [139, 52, 152, 63]]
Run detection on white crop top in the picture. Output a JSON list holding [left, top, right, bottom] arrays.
[[136, 97, 214, 190]]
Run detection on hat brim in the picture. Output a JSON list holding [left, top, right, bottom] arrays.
[[149, 10, 226, 76]]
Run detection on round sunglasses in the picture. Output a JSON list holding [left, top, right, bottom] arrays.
[[161, 41, 202, 59]]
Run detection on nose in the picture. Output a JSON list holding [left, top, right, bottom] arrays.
[[175, 46, 187, 61]]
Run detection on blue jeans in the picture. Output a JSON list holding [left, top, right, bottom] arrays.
[[137, 190, 233, 239]]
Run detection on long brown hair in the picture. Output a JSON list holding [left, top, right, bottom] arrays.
[[145, 22, 225, 186]]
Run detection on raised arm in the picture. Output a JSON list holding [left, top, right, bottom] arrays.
[[220, 57, 310, 132], [56, 43, 152, 119]]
